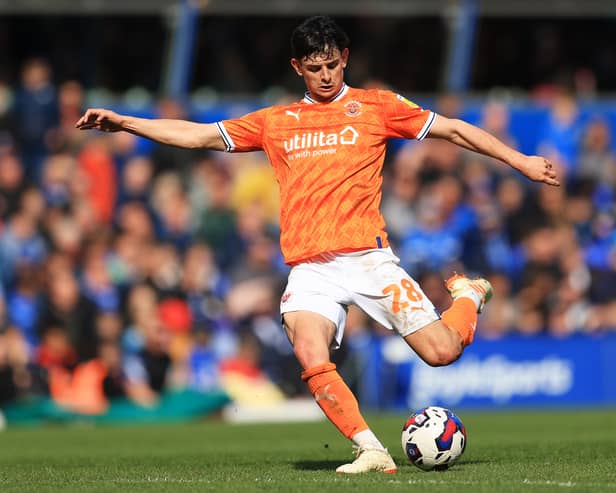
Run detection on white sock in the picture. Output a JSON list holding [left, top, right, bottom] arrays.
[[351, 429, 387, 451], [458, 289, 482, 311]]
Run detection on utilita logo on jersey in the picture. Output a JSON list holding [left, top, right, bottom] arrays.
[[284, 125, 359, 160]]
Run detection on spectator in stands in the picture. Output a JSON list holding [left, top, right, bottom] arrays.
[[380, 146, 420, 245], [151, 98, 200, 177], [577, 118, 615, 184], [479, 99, 517, 152], [537, 87, 586, 177], [584, 214, 616, 314], [46, 213, 84, 262], [230, 153, 280, 226], [81, 240, 122, 313], [12, 58, 58, 181], [186, 325, 222, 393], [122, 313, 172, 407], [98, 340, 127, 399], [399, 174, 477, 277], [19, 186, 45, 227], [195, 162, 243, 270], [144, 243, 183, 298], [5, 265, 41, 351], [116, 201, 156, 243], [150, 172, 194, 252], [37, 268, 99, 361], [0, 150, 27, 221], [0, 284, 5, 330], [0, 210, 47, 286], [47, 80, 87, 155], [181, 242, 229, 326], [548, 242, 593, 335], [39, 152, 74, 209], [478, 273, 516, 338], [0, 81, 15, 150], [0, 328, 33, 404], [117, 155, 154, 207], [107, 232, 147, 287], [76, 138, 117, 225], [515, 226, 564, 332]]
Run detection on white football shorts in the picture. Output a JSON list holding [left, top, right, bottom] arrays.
[[280, 247, 440, 348]]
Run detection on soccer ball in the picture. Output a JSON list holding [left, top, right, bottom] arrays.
[[401, 406, 467, 471]]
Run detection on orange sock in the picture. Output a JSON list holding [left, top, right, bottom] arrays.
[[441, 297, 478, 346], [301, 362, 368, 439]]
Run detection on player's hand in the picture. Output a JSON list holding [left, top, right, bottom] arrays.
[[75, 108, 124, 133], [516, 156, 560, 187]]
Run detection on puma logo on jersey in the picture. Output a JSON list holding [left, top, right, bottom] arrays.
[[285, 109, 301, 121], [283, 125, 359, 153]]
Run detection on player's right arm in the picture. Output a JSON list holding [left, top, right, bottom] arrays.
[[75, 108, 226, 150]]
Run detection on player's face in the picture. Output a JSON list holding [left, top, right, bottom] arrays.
[[291, 48, 349, 102]]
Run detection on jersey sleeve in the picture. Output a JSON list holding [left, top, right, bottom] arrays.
[[378, 90, 437, 141], [216, 107, 269, 152]]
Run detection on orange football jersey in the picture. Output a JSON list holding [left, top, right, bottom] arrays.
[[217, 84, 436, 265]]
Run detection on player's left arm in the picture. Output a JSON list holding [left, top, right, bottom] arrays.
[[427, 115, 560, 187]]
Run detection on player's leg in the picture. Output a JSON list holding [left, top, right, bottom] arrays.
[[283, 309, 397, 474], [347, 248, 492, 367], [442, 273, 493, 345], [283, 310, 335, 369], [402, 273, 493, 365], [403, 319, 464, 366]]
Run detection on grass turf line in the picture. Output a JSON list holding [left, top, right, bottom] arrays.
[[0, 409, 615, 493]]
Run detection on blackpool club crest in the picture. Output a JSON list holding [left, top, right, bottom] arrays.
[[344, 100, 362, 117]]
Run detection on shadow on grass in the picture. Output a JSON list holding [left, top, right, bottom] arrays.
[[454, 459, 492, 467], [294, 460, 345, 471], [294, 458, 490, 472]]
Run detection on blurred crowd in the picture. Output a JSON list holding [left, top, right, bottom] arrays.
[[1, 58, 615, 412]]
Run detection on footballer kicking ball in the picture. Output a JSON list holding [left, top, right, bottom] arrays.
[[401, 406, 467, 471]]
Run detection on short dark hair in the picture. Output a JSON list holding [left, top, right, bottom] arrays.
[[291, 16, 350, 60]]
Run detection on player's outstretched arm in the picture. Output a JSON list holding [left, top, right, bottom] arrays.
[[75, 108, 226, 150], [427, 115, 560, 187]]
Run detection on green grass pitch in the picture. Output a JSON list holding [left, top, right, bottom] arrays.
[[0, 409, 615, 493]]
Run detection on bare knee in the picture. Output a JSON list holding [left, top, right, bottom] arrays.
[[422, 343, 463, 367], [403, 321, 464, 367], [292, 338, 330, 369], [283, 311, 337, 370]]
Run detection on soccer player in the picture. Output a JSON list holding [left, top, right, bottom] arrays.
[[76, 16, 559, 474]]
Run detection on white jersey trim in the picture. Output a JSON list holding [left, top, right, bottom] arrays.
[[303, 83, 349, 104], [416, 111, 437, 141], [215, 121, 235, 152]]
